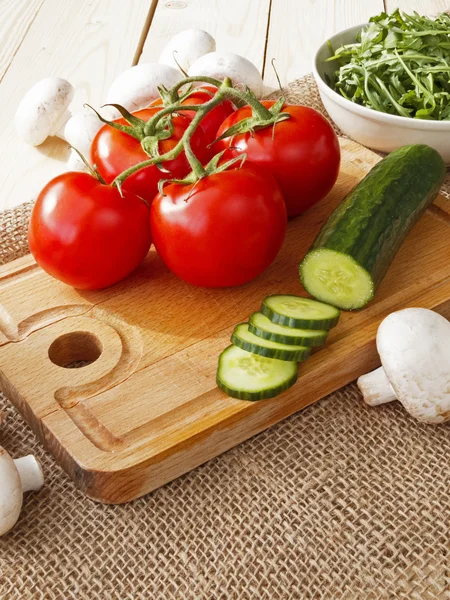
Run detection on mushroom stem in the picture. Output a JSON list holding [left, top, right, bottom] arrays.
[[13, 455, 44, 493], [53, 109, 72, 139], [357, 366, 397, 406]]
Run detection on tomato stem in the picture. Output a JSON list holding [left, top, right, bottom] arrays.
[[84, 103, 144, 141], [167, 76, 224, 102], [69, 146, 107, 184], [114, 88, 229, 186], [222, 88, 272, 120], [183, 126, 207, 178], [166, 75, 273, 120], [113, 75, 284, 188]]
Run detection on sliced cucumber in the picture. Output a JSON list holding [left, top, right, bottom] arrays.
[[261, 295, 340, 330], [217, 344, 298, 401], [249, 312, 328, 347], [231, 323, 311, 362]]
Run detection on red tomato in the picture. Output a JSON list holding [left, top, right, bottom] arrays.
[[91, 108, 209, 204], [28, 172, 152, 290], [150, 86, 235, 147], [150, 165, 286, 287], [216, 101, 340, 218]]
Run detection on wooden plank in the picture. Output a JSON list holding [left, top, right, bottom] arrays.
[[140, 0, 271, 72], [0, 0, 155, 211], [384, 0, 449, 15], [0, 0, 45, 81], [264, 0, 384, 91], [1, 138, 450, 503]]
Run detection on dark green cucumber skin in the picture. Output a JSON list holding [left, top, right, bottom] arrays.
[[231, 332, 311, 362], [248, 322, 328, 347], [301, 144, 446, 289], [260, 302, 339, 330], [216, 372, 298, 401]]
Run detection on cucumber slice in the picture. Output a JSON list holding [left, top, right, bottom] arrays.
[[300, 249, 374, 311], [231, 323, 311, 361], [261, 295, 340, 330], [217, 344, 298, 401], [249, 312, 328, 347]]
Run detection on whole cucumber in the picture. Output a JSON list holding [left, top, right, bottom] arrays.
[[299, 144, 445, 310]]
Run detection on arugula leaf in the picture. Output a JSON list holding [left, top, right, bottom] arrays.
[[328, 9, 450, 120]]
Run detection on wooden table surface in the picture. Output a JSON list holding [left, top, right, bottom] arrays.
[[0, 0, 445, 211]]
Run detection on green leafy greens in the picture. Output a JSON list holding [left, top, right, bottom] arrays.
[[328, 10, 450, 120]]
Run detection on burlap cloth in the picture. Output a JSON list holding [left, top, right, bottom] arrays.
[[1, 74, 450, 600]]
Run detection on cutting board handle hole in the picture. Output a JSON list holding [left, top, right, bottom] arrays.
[[48, 331, 103, 369]]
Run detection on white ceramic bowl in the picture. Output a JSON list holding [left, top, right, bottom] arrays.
[[313, 24, 450, 163]]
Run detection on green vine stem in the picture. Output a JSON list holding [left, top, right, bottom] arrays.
[[113, 75, 287, 188], [69, 146, 106, 184], [183, 128, 207, 179], [166, 75, 226, 102], [115, 89, 229, 185], [167, 76, 273, 115], [148, 76, 272, 131], [144, 103, 200, 137]]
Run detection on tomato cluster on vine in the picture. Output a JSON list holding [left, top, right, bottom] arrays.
[[29, 77, 340, 290]]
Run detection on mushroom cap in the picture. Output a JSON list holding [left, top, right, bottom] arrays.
[[106, 63, 181, 113], [15, 77, 74, 146], [188, 52, 264, 98], [159, 29, 216, 71], [63, 109, 102, 156], [0, 447, 22, 536], [377, 308, 450, 423]]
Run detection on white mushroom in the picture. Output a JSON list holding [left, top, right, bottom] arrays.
[[15, 77, 74, 146], [188, 51, 264, 98], [0, 445, 44, 536], [63, 108, 103, 172], [16, 77, 103, 158], [159, 29, 216, 72], [63, 108, 103, 156], [357, 308, 450, 423], [106, 63, 181, 115]]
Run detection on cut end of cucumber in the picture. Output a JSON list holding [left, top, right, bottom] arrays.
[[300, 248, 374, 311], [217, 345, 298, 401]]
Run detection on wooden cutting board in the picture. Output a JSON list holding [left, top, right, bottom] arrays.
[[1, 138, 450, 504]]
